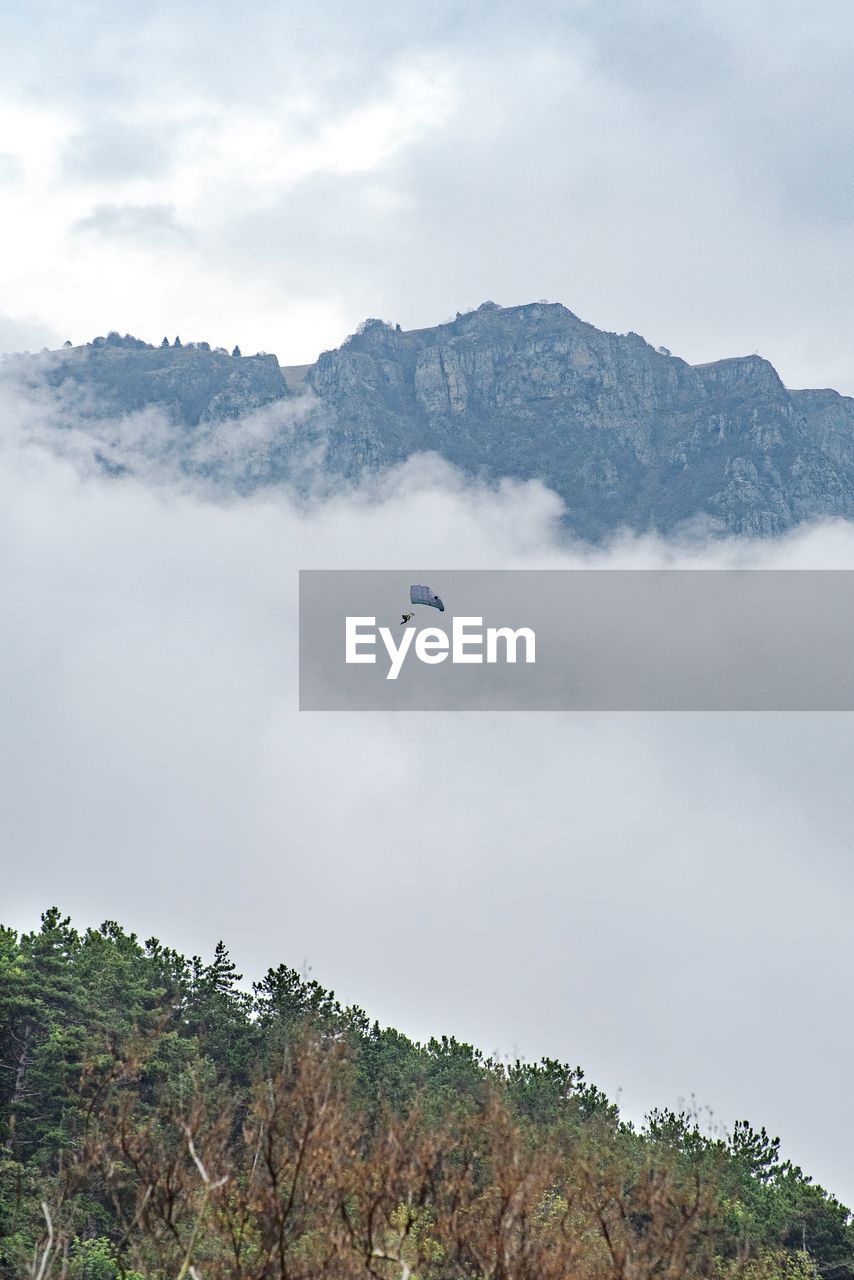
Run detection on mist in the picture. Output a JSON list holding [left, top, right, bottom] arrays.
[[2, 378, 854, 1206]]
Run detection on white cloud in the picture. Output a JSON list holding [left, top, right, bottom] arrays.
[[2, 4, 854, 379], [189, 62, 458, 195], [0, 312, 63, 354], [73, 202, 188, 242]]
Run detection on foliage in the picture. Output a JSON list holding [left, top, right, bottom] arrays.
[[1, 910, 851, 1279]]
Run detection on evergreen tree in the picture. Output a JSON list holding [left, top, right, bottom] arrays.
[[1, 908, 852, 1277]]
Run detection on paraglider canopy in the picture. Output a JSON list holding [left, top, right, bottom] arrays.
[[410, 584, 445, 612]]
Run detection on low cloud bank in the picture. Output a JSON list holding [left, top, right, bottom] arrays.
[[2, 379, 854, 1205]]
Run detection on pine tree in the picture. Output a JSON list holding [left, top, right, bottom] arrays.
[[3, 910, 85, 1162]]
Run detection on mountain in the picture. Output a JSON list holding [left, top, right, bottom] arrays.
[[8, 307, 854, 538], [19, 333, 291, 425], [307, 303, 854, 538]]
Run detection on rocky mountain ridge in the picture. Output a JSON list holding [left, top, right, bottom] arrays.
[[8, 304, 854, 538], [6, 333, 290, 426], [306, 302, 854, 537]]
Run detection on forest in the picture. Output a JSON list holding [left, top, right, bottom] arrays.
[[1, 909, 851, 1279]]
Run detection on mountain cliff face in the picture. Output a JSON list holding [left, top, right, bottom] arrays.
[[7, 335, 290, 427], [308, 302, 854, 538], [7, 306, 854, 538]]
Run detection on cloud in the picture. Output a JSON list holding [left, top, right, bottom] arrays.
[[73, 202, 188, 243], [0, 152, 24, 182], [61, 120, 175, 184], [0, 312, 63, 354], [3, 373, 854, 1210], [2, 3, 854, 379]]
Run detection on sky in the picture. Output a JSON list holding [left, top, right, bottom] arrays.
[[2, 0, 854, 390], [3, 0, 854, 1211]]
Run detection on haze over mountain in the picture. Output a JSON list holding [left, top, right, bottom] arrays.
[[8, 301, 854, 539]]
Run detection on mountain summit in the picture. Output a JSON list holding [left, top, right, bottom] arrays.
[[307, 302, 854, 538], [11, 305, 854, 538]]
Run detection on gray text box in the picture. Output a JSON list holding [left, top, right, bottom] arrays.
[[299, 570, 854, 711]]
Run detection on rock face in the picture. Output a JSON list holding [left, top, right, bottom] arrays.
[[10, 306, 854, 538], [308, 302, 854, 538], [12, 335, 291, 427]]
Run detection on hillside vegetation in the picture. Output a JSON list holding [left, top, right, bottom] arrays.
[[1, 910, 851, 1279]]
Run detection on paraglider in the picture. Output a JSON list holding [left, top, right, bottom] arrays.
[[410, 584, 445, 612]]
